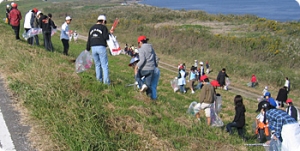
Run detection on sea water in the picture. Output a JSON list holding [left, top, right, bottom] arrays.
[[140, 0, 300, 22]]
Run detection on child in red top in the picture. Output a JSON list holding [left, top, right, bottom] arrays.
[[251, 74, 257, 87]]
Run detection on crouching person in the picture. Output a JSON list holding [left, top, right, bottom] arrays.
[[226, 95, 246, 138], [194, 75, 215, 125]]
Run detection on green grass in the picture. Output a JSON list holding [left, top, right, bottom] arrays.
[[0, 0, 298, 150]]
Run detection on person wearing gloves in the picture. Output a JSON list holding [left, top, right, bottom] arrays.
[[135, 35, 158, 98], [257, 101, 300, 151], [24, 8, 38, 45], [86, 15, 111, 84], [9, 3, 22, 40], [60, 16, 72, 55]]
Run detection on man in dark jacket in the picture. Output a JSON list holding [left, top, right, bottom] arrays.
[[217, 68, 229, 89], [276, 86, 288, 108], [86, 15, 111, 84], [8, 3, 22, 40]]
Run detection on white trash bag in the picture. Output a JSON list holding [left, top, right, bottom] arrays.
[[171, 77, 179, 92], [75, 50, 93, 73]]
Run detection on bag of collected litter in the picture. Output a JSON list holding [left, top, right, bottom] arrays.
[[210, 102, 224, 127], [187, 101, 198, 115], [171, 77, 179, 92], [22, 28, 42, 40], [215, 93, 222, 114], [75, 50, 93, 73]]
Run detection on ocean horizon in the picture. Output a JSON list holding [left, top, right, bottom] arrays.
[[139, 0, 300, 22]]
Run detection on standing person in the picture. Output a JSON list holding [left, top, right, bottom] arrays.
[[33, 11, 42, 45], [257, 101, 300, 151], [177, 65, 187, 93], [5, 5, 10, 24], [189, 66, 197, 94], [286, 99, 298, 121], [194, 75, 215, 125], [251, 74, 257, 87], [60, 16, 72, 55], [198, 61, 205, 77], [264, 92, 278, 108], [24, 8, 38, 45], [226, 95, 246, 138], [284, 77, 290, 93], [276, 86, 288, 108], [205, 61, 210, 74], [8, 3, 22, 40], [135, 35, 158, 97], [86, 15, 111, 84], [40, 14, 55, 51], [217, 68, 229, 89]]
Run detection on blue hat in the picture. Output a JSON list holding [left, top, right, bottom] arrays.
[[268, 98, 277, 107], [264, 92, 271, 97]]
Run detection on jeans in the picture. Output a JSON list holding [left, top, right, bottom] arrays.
[[43, 32, 53, 51], [92, 46, 110, 84], [34, 35, 39, 45], [137, 70, 154, 96], [12, 25, 20, 40], [226, 122, 244, 137], [61, 39, 69, 55], [25, 28, 33, 45], [179, 85, 185, 93], [151, 68, 160, 100]]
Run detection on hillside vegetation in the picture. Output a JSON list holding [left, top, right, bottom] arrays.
[[0, 0, 299, 150]]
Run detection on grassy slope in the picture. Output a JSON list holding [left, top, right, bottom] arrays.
[[0, 0, 297, 150]]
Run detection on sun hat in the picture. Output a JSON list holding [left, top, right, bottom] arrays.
[[97, 15, 106, 21], [286, 98, 293, 103], [256, 101, 270, 112], [65, 16, 72, 21], [137, 35, 149, 43], [128, 57, 139, 66]]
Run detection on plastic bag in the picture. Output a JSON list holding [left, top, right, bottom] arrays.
[[187, 101, 198, 115], [75, 50, 93, 73], [215, 94, 222, 114], [171, 77, 179, 92], [22, 28, 42, 40], [210, 101, 224, 127]]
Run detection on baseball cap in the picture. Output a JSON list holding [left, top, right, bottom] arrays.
[[137, 35, 149, 43], [65, 16, 72, 21], [264, 92, 271, 97], [6, 5, 10, 8], [256, 101, 270, 112], [32, 8, 38, 13], [97, 15, 106, 21], [200, 75, 208, 81], [199, 62, 204, 65], [11, 3, 17, 8], [128, 57, 139, 66], [286, 98, 293, 103]]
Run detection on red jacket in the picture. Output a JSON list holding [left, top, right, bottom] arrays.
[[251, 75, 257, 83], [9, 8, 22, 26]]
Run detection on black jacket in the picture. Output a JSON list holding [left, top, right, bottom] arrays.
[[217, 71, 229, 86], [276, 88, 288, 102], [287, 106, 298, 121], [86, 24, 109, 51], [233, 105, 246, 128]]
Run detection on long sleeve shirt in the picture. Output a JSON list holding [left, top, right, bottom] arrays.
[[60, 22, 69, 40]]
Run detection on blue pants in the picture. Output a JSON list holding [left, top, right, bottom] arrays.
[[91, 46, 110, 84], [151, 68, 160, 100]]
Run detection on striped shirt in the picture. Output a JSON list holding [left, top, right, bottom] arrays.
[[266, 109, 297, 138]]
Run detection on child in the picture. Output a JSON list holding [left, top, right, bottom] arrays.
[[226, 95, 246, 138], [255, 112, 270, 143], [177, 65, 186, 93], [251, 74, 257, 87], [189, 66, 197, 94], [286, 99, 298, 121], [73, 30, 78, 42], [205, 61, 210, 74]]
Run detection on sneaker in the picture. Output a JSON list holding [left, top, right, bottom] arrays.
[[140, 84, 148, 92], [191, 91, 195, 94]]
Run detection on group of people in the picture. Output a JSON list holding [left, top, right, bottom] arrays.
[[5, 2, 74, 55], [124, 44, 139, 57]]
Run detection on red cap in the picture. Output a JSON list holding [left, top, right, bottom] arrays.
[[200, 75, 208, 81], [286, 99, 293, 103], [32, 8, 38, 13], [137, 35, 148, 43], [12, 3, 17, 8], [211, 80, 220, 87]]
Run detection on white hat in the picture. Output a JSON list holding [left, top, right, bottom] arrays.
[[97, 15, 106, 21], [199, 62, 204, 65], [36, 11, 41, 16], [265, 86, 268, 90], [6, 5, 10, 8], [65, 16, 72, 20], [134, 49, 139, 53]]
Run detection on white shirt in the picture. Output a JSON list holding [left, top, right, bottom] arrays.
[[24, 11, 34, 29]]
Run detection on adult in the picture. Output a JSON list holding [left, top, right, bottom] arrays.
[[86, 15, 111, 84], [284, 77, 290, 93], [5, 5, 10, 24], [40, 14, 56, 51], [8, 3, 22, 40], [33, 11, 42, 45], [194, 75, 215, 125], [286, 99, 298, 121], [24, 8, 38, 45], [217, 68, 229, 89], [135, 35, 158, 97], [276, 86, 288, 108], [226, 95, 246, 138], [60, 16, 72, 55], [257, 101, 300, 151], [151, 66, 160, 100]]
